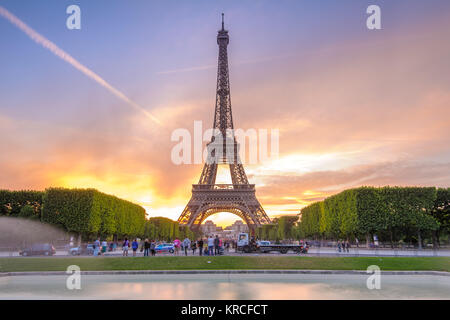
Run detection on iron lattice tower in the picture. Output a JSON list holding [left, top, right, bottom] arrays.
[[178, 14, 271, 232]]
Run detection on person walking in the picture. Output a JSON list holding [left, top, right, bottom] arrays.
[[94, 238, 100, 256], [101, 240, 107, 255], [191, 241, 197, 255], [197, 238, 204, 256], [183, 237, 191, 256], [150, 240, 156, 256], [173, 238, 181, 255], [208, 235, 214, 256], [122, 238, 129, 257], [345, 240, 350, 253], [337, 241, 342, 253], [214, 235, 220, 255], [131, 239, 139, 257], [143, 239, 150, 256]]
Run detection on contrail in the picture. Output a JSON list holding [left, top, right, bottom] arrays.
[[0, 6, 160, 125]]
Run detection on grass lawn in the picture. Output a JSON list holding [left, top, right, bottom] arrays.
[[0, 256, 449, 272]]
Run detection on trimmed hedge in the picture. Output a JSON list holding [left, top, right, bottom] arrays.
[[297, 186, 443, 242], [0, 188, 198, 241], [143, 217, 198, 242], [41, 188, 146, 238], [256, 216, 299, 241]]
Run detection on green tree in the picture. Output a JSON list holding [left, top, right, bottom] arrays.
[[18, 205, 36, 219], [277, 215, 298, 240], [430, 188, 450, 246], [41, 188, 146, 240], [0, 190, 44, 217]]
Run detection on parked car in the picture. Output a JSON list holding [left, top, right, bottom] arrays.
[[68, 244, 95, 256], [20, 243, 56, 256], [155, 243, 174, 253]]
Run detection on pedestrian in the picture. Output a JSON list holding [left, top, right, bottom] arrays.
[[183, 237, 191, 256], [143, 239, 150, 256], [150, 239, 156, 256], [197, 238, 204, 256], [101, 239, 107, 255], [337, 241, 342, 253], [208, 235, 214, 256], [173, 238, 181, 255], [225, 241, 230, 253], [355, 238, 359, 248], [191, 241, 197, 255], [94, 238, 100, 256], [122, 238, 130, 257], [132, 238, 139, 256], [214, 235, 220, 255], [345, 240, 350, 253]]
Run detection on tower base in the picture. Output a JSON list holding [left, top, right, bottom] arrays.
[[178, 184, 271, 232]]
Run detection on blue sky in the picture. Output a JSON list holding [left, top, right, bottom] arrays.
[[2, 0, 449, 120]]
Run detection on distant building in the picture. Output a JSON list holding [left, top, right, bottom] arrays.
[[201, 220, 248, 240], [223, 220, 248, 239], [201, 220, 219, 236], [228, 220, 248, 233]]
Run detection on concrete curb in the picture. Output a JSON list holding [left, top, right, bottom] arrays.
[[1, 269, 449, 277]]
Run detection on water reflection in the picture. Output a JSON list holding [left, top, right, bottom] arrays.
[[1, 274, 449, 300]]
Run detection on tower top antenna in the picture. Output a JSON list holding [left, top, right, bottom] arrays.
[[221, 13, 224, 30]]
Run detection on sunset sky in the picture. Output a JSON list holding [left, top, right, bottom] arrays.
[[1, 0, 450, 227]]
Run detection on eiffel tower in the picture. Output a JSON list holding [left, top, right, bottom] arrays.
[[178, 14, 271, 233]]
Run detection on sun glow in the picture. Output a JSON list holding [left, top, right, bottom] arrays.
[[204, 212, 245, 228], [56, 174, 157, 213]]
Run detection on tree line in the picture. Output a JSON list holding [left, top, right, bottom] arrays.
[[256, 216, 299, 242], [0, 188, 199, 242], [143, 217, 200, 242], [295, 186, 450, 248], [3, 186, 448, 247]]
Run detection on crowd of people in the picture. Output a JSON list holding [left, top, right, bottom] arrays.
[[90, 238, 156, 257], [90, 235, 234, 257], [337, 240, 351, 253], [173, 235, 233, 256]]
